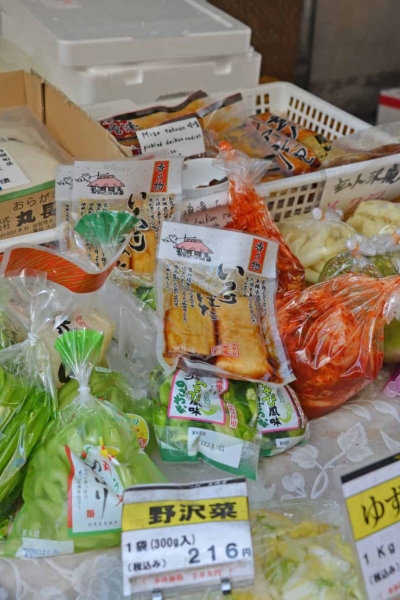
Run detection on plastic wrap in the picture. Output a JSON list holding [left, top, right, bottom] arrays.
[[0, 273, 60, 520], [278, 208, 357, 283], [277, 273, 400, 418], [214, 144, 306, 294], [153, 369, 261, 479], [257, 384, 309, 457], [346, 200, 400, 237], [3, 329, 166, 558], [156, 219, 293, 385]]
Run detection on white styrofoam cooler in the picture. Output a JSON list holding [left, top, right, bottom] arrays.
[[0, 0, 251, 67]]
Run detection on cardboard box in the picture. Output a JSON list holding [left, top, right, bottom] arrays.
[[377, 89, 400, 125], [0, 70, 130, 250]]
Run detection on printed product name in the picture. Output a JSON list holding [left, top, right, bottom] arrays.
[[257, 384, 300, 433], [169, 370, 227, 424]]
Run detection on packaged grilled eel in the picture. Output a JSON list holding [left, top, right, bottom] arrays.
[[153, 369, 260, 479], [346, 200, 400, 237], [0, 274, 57, 521], [214, 143, 306, 294], [3, 330, 166, 558], [277, 273, 400, 418], [250, 112, 332, 162], [71, 157, 183, 274], [278, 208, 357, 283], [257, 383, 309, 457], [156, 220, 293, 386]]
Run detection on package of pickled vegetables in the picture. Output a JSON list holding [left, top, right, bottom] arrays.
[[0, 273, 59, 521], [71, 156, 183, 275], [153, 369, 261, 479], [156, 219, 293, 385], [277, 208, 357, 283], [3, 329, 166, 558], [257, 383, 309, 457], [346, 199, 400, 237], [213, 144, 305, 294], [277, 273, 400, 418]]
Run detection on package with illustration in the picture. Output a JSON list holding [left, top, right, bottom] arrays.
[[156, 220, 293, 385], [71, 156, 183, 274], [153, 369, 260, 479], [3, 329, 165, 558]]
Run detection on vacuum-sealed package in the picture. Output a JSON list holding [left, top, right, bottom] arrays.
[[214, 144, 306, 294], [153, 369, 260, 479], [346, 200, 400, 237], [3, 330, 166, 558], [257, 383, 309, 457], [156, 220, 293, 385], [277, 273, 400, 418], [71, 157, 183, 274], [0, 273, 59, 520], [277, 208, 357, 283]]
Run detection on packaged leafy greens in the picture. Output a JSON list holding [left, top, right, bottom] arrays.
[[257, 383, 309, 457], [3, 329, 166, 558], [0, 274, 58, 521], [58, 367, 156, 454], [153, 369, 261, 479]]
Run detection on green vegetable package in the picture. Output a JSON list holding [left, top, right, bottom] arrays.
[[153, 369, 261, 479], [3, 329, 165, 558]]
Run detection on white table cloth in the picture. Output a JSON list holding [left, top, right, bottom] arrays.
[[0, 367, 397, 599]]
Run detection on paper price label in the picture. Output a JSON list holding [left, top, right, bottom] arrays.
[[136, 117, 206, 158], [0, 148, 30, 191], [319, 153, 400, 216], [122, 478, 254, 597], [341, 453, 400, 600]]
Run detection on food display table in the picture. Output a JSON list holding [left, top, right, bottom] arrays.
[[0, 368, 395, 600]]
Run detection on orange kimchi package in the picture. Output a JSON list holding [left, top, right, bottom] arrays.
[[155, 220, 294, 386], [213, 144, 306, 294], [277, 273, 400, 419]]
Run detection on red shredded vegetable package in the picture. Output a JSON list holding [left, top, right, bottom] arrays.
[[213, 143, 305, 294], [277, 273, 400, 419]]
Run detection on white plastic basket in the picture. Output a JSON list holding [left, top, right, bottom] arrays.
[[235, 82, 369, 222]]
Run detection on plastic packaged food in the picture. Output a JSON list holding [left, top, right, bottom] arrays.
[[71, 157, 183, 274], [153, 369, 261, 479], [278, 208, 357, 283], [277, 273, 400, 418], [58, 367, 156, 454], [214, 144, 306, 294], [3, 329, 166, 558], [257, 383, 309, 457], [0, 274, 58, 520], [346, 200, 400, 237], [156, 220, 293, 385]]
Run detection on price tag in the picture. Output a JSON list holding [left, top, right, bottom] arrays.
[[0, 148, 30, 191], [340, 453, 400, 600], [136, 117, 206, 158], [319, 153, 400, 216], [122, 478, 254, 598]]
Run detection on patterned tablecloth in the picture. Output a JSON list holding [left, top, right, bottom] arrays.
[[1, 368, 398, 599]]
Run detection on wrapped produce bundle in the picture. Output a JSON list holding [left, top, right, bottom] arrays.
[[346, 200, 400, 237], [277, 273, 400, 418], [3, 330, 165, 558], [277, 208, 356, 283], [214, 143, 306, 294]]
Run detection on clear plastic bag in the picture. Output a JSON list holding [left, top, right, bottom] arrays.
[[214, 144, 306, 294], [277, 208, 357, 283], [153, 369, 261, 479], [3, 329, 166, 558], [346, 199, 400, 237], [0, 272, 60, 520], [277, 273, 400, 418]]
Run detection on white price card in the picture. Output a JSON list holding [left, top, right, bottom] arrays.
[[319, 152, 400, 216], [121, 478, 254, 598], [136, 117, 206, 158], [0, 148, 30, 191], [341, 453, 400, 600]]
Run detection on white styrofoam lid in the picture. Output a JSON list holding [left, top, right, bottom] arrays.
[[2, 0, 251, 67]]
